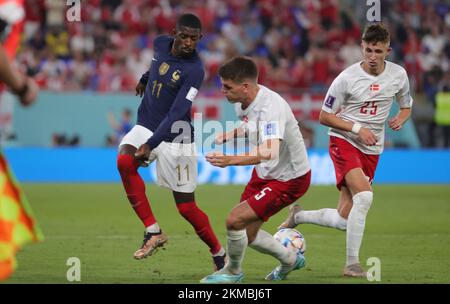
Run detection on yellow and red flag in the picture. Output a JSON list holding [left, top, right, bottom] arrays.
[[0, 151, 43, 281]]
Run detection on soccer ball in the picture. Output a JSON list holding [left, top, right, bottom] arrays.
[[273, 228, 306, 255]]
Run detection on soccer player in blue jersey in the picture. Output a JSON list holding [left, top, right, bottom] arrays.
[[116, 13, 225, 271]]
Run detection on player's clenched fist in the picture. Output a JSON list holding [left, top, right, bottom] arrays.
[[135, 82, 146, 97]]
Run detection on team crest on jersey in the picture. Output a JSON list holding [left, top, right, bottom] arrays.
[[159, 62, 170, 75], [171, 70, 181, 82]]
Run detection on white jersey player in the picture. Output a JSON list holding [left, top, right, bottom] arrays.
[[279, 23, 413, 278], [323, 60, 413, 155], [233, 84, 311, 181], [200, 56, 312, 284]]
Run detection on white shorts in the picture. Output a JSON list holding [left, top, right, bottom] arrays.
[[120, 125, 197, 193]]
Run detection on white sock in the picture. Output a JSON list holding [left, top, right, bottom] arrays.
[[346, 191, 373, 266], [296, 208, 347, 230], [145, 223, 160, 233], [249, 230, 296, 266], [225, 229, 247, 274]]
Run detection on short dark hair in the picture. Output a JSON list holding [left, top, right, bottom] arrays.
[[362, 23, 390, 44], [218, 56, 258, 83], [177, 13, 202, 31]]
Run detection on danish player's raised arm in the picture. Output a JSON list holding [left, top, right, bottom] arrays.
[[228, 116, 285, 165], [214, 126, 247, 145], [206, 139, 281, 167], [146, 67, 204, 150], [207, 107, 285, 167]]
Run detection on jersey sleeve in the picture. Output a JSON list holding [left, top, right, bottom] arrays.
[[395, 70, 413, 108], [139, 70, 149, 85], [146, 66, 204, 150], [321, 73, 348, 114], [259, 102, 286, 142]]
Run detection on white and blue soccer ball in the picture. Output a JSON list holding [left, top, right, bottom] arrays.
[[273, 228, 306, 255]]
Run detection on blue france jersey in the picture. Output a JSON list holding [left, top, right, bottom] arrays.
[[137, 35, 204, 149]]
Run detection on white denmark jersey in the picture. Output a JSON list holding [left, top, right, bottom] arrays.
[[235, 85, 310, 181], [322, 61, 413, 154]]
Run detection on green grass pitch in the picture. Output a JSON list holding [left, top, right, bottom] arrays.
[[4, 184, 450, 284]]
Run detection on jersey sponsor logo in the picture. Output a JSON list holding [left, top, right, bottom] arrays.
[[159, 62, 170, 75], [370, 84, 380, 91], [186, 87, 198, 102], [264, 122, 277, 136], [324, 95, 336, 108]]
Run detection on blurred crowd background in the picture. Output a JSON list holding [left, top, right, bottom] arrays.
[[8, 0, 450, 147]]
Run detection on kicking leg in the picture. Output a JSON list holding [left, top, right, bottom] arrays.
[[173, 191, 225, 271], [200, 200, 257, 283], [247, 222, 304, 281], [117, 144, 166, 259], [247, 222, 295, 267], [278, 188, 350, 231]]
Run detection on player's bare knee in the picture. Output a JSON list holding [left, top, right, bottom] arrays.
[[118, 144, 136, 155], [226, 215, 245, 231]]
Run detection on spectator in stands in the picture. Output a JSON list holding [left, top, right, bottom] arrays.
[[106, 108, 133, 146], [8, 0, 450, 149], [14, 0, 449, 97], [339, 36, 361, 68]]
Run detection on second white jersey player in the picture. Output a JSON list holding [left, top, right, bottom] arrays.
[[235, 85, 310, 181], [322, 60, 414, 154]]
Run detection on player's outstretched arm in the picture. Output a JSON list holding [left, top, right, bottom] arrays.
[[214, 127, 247, 144], [206, 139, 280, 167], [388, 107, 412, 131]]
